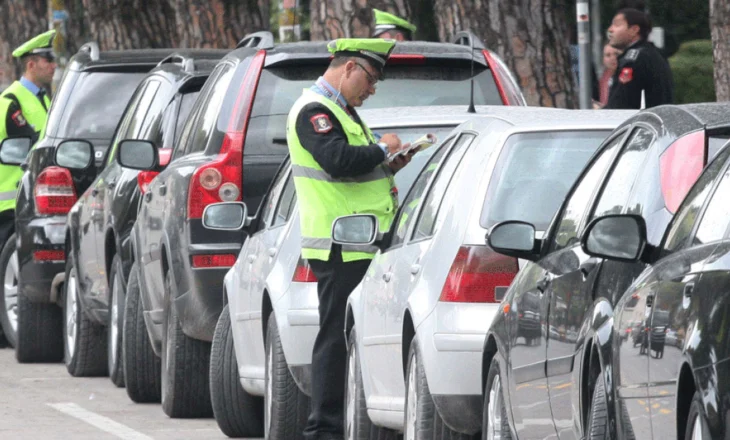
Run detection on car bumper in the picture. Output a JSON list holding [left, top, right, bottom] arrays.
[[17, 217, 66, 303], [174, 266, 227, 342]]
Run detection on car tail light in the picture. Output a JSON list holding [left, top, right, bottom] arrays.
[[187, 50, 265, 219], [482, 50, 524, 106], [660, 130, 705, 213], [439, 245, 518, 303], [387, 54, 426, 65], [292, 257, 317, 283], [33, 250, 65, 262], [137, 149, 171, 194], [191, 254, 237, 268], [34, 166, 77, 215]]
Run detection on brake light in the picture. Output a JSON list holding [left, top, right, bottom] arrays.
[[187, 50, 265, 219], [387, 54, 426, 65], [660, 130, 705, 213], [482, 50, 510, 105], [292, 257, 317, 283], [33, 250, 65, 262], [439, 245, 518, 303], [34, 166, 77, 215], [191, 254, 237, 268]]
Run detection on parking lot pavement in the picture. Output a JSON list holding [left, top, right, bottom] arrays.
[[0, 348, 262, 440]]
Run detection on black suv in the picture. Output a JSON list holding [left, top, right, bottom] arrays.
[[10, 43, 174, 363], [61, 51, 224, 390], [118, 31, 525, 418]]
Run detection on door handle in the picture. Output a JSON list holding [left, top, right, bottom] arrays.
[[91, 188, 99, 196], [410, 264, 421, 275], [382, 272, 392, 282], [247, 254, 256, 263], [579, 259, 599, 278], [107, 181, 117, 189], [268, 247, 277, 258], [144, 191, 152, 202], [536, 275, 550, 293], [158, 184, 167, 196], [683, 282, 695, 297]]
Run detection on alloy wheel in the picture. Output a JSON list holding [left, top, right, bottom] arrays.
[[3, 250, 18, 333]]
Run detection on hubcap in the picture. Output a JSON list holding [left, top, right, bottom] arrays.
[[3, 250, 18, 333], [691, 413, 703, 440], [487, 375, 504, 440], [65, 270, 78, 359], [345, 345, 357, 440], [265, 340, 273, 437], [405, 355, 417, 440], [109, 273, 120, 368]]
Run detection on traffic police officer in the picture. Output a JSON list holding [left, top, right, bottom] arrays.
[[604, 8, 673, 109], [372, 9, 416, 41], [0, 30, 56, 260], [287, 38, 413, 439]]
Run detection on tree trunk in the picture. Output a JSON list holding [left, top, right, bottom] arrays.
[[309, 0, 371, 40], [81, 0, 178, 50], [711, 0, 730, 101], [173, 0, 269, 48], [0, 0, 49, 88], [433, 0, 576, 108]]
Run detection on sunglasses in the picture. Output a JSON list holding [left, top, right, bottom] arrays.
[[356, 63, 378, 87]]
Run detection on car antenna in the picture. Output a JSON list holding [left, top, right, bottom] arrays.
[[466, 32, 476, 114]]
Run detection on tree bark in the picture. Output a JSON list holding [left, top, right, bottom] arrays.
[[309, 0, 371, 40], [81, 0, 178, 50], [711, 0, 730, 101], [173, 0, 269, 48], [433, 0, 576, 108], [0, 0, 49, 87]]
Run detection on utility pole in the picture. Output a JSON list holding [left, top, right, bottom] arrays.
[[591, 0, 602, 77], [576, 0, 592, 109]]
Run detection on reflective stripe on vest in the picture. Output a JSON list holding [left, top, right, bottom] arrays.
[[0, 97, 21, 213], [287, 89, 396, 262]]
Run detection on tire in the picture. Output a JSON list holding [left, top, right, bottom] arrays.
[[108, 254, 125, 387], [265, 313, 310, 440], [122, 262, 161, 403], [0, 233, 19, 347], [345, 328, 375, 440], [586, 374, 609, 440], [685, 391, 709, 440], [63, 255, 108, 377], [482, 357, 512, 440], [15, 287, 64, 362], [161, 273, 213, 418], [210, 304, 264, 437]]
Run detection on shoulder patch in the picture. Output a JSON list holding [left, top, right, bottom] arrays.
[[310, 113, 333, 133], [619, 67, 633, 84], [11, 110, 26, 127], [624, 48, 640, 61]]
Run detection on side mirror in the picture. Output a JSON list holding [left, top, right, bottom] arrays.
[[117, 139, 157, 171], [0, 137, 32, 165], [332, 214, 379, 246], [202, 202, 249, 230], [487, 221, 539, 261], [581, 214, 647, 262], [55, 139, 94, 170]]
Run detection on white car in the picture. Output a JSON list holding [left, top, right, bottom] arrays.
[[336, 108, 636, 439]]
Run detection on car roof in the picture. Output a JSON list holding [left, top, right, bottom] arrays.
[[68, 44, 178, 71], [147, 52, 226, 83], [616, 103, 730, 138]]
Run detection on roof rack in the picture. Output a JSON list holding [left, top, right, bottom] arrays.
[[237, 31, 275, 50], [451, 31, 485, 50], [157, 53, 196, 73], [78, 41, 100, 61]]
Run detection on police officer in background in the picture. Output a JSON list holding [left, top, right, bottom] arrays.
[[372, 9, 416, 41], [603, 8, 673, 109], [286, 38, 413, 440]]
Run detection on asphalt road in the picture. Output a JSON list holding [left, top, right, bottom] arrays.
[[0, 348, 261, 440]]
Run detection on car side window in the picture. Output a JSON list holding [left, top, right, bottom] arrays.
[[412, 133, 475, 241], [273, 175, 297, 228], [590, 127, 654, 220], [126, 81, 161, 141], [187, 65, 234, 155], [389, 136, 456, 248], [550, 134, 623, 252], [104, 82, 150, 166], [259, 163, 291, 230], [693, 167, 730, 245], [663, 145, 730, 252]]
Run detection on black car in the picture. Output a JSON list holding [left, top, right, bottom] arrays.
[[117, 31, 526, 419], [577, 134, 730, 439], [7, 44, 174, 362], [62, 51, 223, 390], [479, 103, 730, 439]]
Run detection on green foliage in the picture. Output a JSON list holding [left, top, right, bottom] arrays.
[[669, 40, 715, 104]]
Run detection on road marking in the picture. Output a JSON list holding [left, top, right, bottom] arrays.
[[47, 403, 153, 440]]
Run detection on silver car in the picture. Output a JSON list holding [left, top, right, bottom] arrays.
[[336, 108, 635, 438]]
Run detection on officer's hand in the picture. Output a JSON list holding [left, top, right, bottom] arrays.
[[388, 148, 415, 173], [380, 133, 402, 153]]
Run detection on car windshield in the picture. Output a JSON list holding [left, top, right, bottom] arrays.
[[480, 130, 612, 231]]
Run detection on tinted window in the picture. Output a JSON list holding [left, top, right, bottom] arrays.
[[259, 165, 291, 229], [175, 90, 200, 145], [105, 83, 148, 165], [693, 166, 730, 245], [187, 64, 234, 155], [708, 136, 730, 160], [127, 81, 161, 139], [273, 175, 297, 227], [54, 72, 146, 139], [481, 130, 609, 231]]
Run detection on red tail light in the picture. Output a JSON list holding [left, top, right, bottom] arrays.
[[439, 245, 518, 303], [34, 166, 77, 215], [191, 254, 237, 268], [33, 250, 65, 262], [292, 257, 317, 283], [660, 130, 705, 213], [188, 51, 265, 219], [387, 54, 426, 65], [482, 50, 524, 106], [137, 149, 171, 194]]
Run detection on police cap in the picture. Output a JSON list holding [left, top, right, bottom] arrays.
[[327, 38, 396, 78], [13, 30, 56, 60]]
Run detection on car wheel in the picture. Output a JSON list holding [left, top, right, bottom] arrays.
[[345, 327, 386, 440], [0, 234, 19, 347], [63, 255, 107, 377], [161, 273, 212, 418], [586, 373, 609, 440], [210, 304, 264, 437], [107, 254, 125, 387], [685, 391, 709, 440], [482, 357, 512, 440], [265, 313, 309, 440], [122, 262, 161, 403], [15, 279, 63, 362]]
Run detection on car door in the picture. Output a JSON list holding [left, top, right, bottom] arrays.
[[546, 127, 654, 440], [507, 132, 623, 440]]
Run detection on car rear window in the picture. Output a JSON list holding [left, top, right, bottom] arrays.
[[53, 71, 146, 140], [480, 130, 611, 231]]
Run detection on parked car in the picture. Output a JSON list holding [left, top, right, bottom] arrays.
[[335, 107, 633, 439], [480, 103, 730, 440], [62, 51, 223, 391], [7, 43, 173, 362], [118, 31, 527, 419]]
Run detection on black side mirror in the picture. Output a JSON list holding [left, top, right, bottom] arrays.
[[202, 202, 250, 230], [581, 214, 647, 262], [55, 139, 94, 170], [0, 137, 32, 165], [487, 221, 540, 261], [117, 139, 157, 171]]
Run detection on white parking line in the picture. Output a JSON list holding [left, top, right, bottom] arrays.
[[47, 403, 153, 440]]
